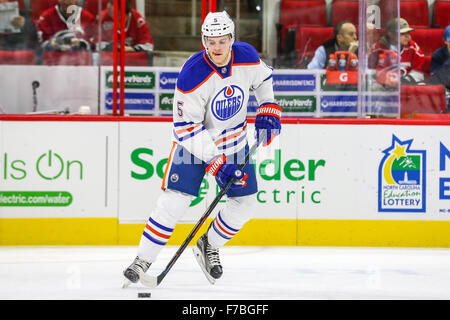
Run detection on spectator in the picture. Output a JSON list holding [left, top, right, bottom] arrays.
[[429, 25, 450, 90], [36, 0, 97, 51], [370, 18, 425, 84], [98, 0, 154, 53], [0, 0, 37, 50], [307, 21, 358, 69]]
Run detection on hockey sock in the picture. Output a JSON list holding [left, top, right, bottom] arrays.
[[137, 189, 193, 262], [207, 195, 256, 248]]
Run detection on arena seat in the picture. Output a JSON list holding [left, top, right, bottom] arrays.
[[422, 55, 431, 81], [433, 0, 450, 28], [31, 0, 59, 22], [0, 50, 35, 65], [380, 0, 430, 28], [83, 0, 136, 18], [280, 0, 327, 27], [295, 26, 334, 68], [331, 1, 359, 27], [401, 84, 447, 117], [100, 51, 151, 66], [410, 28, 444, 56], [83, 0, 108, 18], [43, 51, 93, 66]]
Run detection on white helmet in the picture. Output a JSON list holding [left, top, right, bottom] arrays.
[[201, 11, 235, 49]]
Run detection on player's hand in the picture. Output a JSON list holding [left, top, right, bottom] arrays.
[[255, 103, 282, 146], [206, 155, 248, 189]]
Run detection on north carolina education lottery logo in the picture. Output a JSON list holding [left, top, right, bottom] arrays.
[[378, 135, 426, 212], [211, 85, 244, 121]]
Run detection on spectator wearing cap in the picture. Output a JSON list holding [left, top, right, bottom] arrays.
[[307, 20, 358, 69], [369, 18, 425, 84], [429, 25, 450, 90]]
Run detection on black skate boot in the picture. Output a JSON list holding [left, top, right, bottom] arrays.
[[192, 234, 223, 284], [122, 256, 151, 288]]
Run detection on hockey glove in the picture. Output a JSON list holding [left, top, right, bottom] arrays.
[[255, 103, 282, 146], [206, 155, 248, 189]]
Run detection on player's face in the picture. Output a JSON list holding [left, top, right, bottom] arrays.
[[206, 35, 232, 66], [400, 32, 411, 46]]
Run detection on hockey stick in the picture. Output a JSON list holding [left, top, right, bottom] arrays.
[[139, 132, 264, 288]]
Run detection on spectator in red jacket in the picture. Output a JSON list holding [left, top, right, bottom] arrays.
[[98, 0, 154, 53], [369, 18, 425, 84], [36, 0, 97, 51]]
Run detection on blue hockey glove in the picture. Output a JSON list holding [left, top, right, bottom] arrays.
[[255, 103, 282, 146], [206, 155, 248, 189]]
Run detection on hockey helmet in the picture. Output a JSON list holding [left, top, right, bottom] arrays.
[[201, 11, 235, 48]]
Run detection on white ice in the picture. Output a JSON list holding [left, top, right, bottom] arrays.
[[1, 246, 450, 300]]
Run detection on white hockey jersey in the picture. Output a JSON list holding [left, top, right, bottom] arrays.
[[172, 41, 275, 163]]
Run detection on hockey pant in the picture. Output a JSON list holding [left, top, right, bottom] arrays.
[[137, 189, 256, 263]]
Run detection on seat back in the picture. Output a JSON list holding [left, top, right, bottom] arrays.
[[31, 0, 59, 22], [331, 1, 359, 27], [296, 26, 334, 68], [410, 28, 445, 56], [100, 51, 151, 66], [0, 50, 35, 65], [401, 84, 447, 116], [43, 51, 93, 66], [434, 0, 450, 28], [380, 0, 430, 28]]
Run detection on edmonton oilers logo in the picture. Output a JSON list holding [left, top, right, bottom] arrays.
[[211, 85, 244, 121]]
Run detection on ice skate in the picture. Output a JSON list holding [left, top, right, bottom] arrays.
[[122, 256, 151, 288], [192, 234, 223, 284]]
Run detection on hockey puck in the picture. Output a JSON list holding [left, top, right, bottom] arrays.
[[138, 292, 151, 298]]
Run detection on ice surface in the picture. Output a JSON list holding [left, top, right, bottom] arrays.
[[1, 246, 450, 300]]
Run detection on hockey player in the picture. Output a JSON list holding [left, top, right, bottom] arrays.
[[123, 11, 281, 286]]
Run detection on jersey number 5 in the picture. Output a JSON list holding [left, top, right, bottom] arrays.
[[177, 101, 184, 117]]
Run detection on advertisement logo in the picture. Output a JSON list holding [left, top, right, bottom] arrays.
[[105, 92, 155, 111], [273, 74, 316, 92], [105, 71, 155, 89], [211, 85, 244, 121], [159, 72, 179, 90], [320, 95, 358, 112], [378, 135, 426, 212]]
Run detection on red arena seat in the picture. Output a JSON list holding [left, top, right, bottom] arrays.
[[43, 51, 93, 66], [100, 51, 151, 66], [410, 28, 445, 56], [0, 50, 35, 65], [280, 0, 327, 27], [433, 0, 450, 28], [380, 0, 430, 28], [422, 55, 431, 81], [31, 0, 59, 22], [296, 26, 334, 67], [331, 1, 359, 27], [401, 84, 447, 116]]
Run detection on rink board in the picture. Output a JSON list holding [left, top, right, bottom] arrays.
[[1, 116, 450, 247]]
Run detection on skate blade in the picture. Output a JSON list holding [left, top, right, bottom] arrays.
[[192, 247, 216, 285], [122, 278, 132, 289]]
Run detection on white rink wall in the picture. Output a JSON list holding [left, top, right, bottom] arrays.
[[1, 117, 450, 247]]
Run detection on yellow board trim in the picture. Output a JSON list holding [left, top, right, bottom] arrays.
[[1, 218, 450, 247]]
